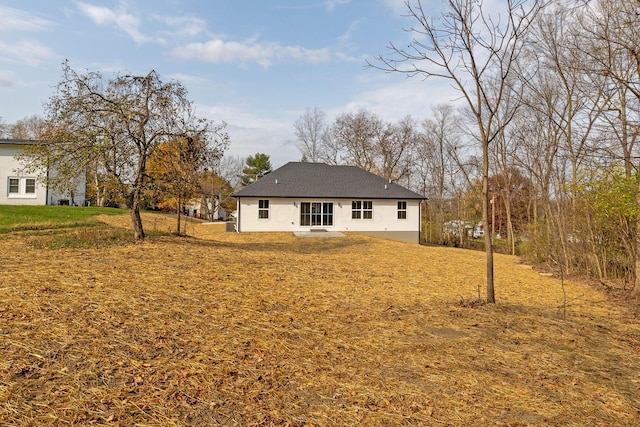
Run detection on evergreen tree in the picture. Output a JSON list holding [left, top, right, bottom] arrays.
[[241, 153, 272, 186]]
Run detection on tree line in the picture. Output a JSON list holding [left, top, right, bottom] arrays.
[[293, 0, 640, 297]]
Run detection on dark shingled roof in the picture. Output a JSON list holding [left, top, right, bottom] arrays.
[[0, 139, 39, 145], [233, 162, 424, 200]]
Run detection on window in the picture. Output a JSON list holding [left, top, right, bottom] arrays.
[[322, 203, 333, 226], [300, 202, 333, 226], [258, 199, 269, 219], [25, 178, 36, 194], [8, 178, 19, 194], [352, 201, 361, 219], [352, 200, 373, 219], [8, 177, 37, 198], [363, 201, 373, 219], [397, 201, 407, 219]]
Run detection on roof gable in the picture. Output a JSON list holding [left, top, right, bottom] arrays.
[[233, 162, 424, 200]]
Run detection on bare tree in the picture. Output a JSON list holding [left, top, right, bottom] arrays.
[[371, 0, 545, 303], [220, 154, 245, 191], [417, 104, 464, 242], [376, 115, 417, 183], [0, 118, 8, 138], [577, 0, 640, 294], [21, 61, 227, 240], [293, 107, 330, 163], [332, 109, 380, 172], [10, 115, 47, 139]]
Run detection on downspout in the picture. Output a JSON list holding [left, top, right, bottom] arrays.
[[418, 199, 422, 244], [235, 197, 240, 232]]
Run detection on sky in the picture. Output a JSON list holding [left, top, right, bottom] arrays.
[[0, 0, 460, 168]]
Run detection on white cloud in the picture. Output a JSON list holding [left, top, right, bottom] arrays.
[[168, 73, 208, 85], [0, 6, 54, 32], [0, 40, 55, 66], [154, 14, 209, 39], [76, 1, 156, 44], [325, 0, 350, 11], [337, 19, 361, 46], [0, 70, 15, 87], [380, 0, 408, 16], [196, 103, 298, 167], [171, 38, 331, 68], [333, 76, 463, 123]]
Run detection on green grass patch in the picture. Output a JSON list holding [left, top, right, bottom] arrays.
[[23, 224, 134, 249], [0, 205, 124, 234], [0, 205, 153, 248]]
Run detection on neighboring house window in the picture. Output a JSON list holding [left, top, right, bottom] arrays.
[[258, 199, 270, 219], [300, 202, 333, 226], [8, 177, 37, 198], [352, 200, 373, 219], [397, 201, 407, 219], [25, 178, 36, 194], [8, 178, 19, 194]]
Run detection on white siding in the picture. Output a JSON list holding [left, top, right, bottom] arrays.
[[237, 197, 420, 233], [0, 143, 86, 206], [47, 164, 87, 206], [0, 144, 47, 205]]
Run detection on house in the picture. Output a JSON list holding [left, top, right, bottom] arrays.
[[233, 162, 425, 243], [0, 139, 86, 206]]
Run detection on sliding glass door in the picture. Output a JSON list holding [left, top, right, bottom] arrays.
[[300, 202, 333, 227]]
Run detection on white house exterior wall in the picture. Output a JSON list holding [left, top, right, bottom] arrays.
[[237, 197, 420, 234], [0, 142, 86, 206], [0, 143, 48, 205]]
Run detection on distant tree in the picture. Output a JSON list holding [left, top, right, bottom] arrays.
[[0, 118, 7, 138], [198, 144, 230, 221], [200, 173, 234, 219], [241, 153, 272, 186], [20, 61, 228, 240], [293, 107, 329, 163], [220, 154, 245, 191], [10, 115, 46, 139], [329, 109, 417, 182], [332, 109, 379, 172], [147, 136, 208, 234], [417, 104, 464, 242], [377, 115, 417, 183]]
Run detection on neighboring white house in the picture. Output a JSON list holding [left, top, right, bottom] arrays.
[[0, 139, 86, 206], [233, 162, 425, 243]]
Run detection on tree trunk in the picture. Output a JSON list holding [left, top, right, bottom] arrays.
[[130, 200, 145, 240], [483, 142, 495, 303], [177, 193, 182, 236]]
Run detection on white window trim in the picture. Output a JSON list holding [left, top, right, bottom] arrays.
[[7, 177, 38, 199], [258, 199, 270, 220], [397, 201, 407, 220], [352, 200, 373, 220]]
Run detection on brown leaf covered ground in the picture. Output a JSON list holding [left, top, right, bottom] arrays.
[[1, 213, 640, 426]]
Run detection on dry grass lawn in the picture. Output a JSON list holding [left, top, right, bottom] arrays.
[[1, 213, 640, 426]]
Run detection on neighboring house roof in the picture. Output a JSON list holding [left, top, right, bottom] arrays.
[[233, 162, 425, 200], [0, 139, 38, 145]]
